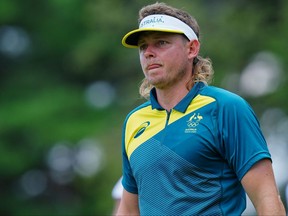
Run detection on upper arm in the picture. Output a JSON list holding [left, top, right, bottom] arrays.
[[116, 189, 139, 216], [241, 159, 286, 215]]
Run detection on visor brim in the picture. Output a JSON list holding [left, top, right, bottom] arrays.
[[122, 28, 185, 48]]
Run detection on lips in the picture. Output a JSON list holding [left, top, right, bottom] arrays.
[[147, 63, 161, 70]]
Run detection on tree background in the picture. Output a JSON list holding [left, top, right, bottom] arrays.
[[0, 0, 287, 215]]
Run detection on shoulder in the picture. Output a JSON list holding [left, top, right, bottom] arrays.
[[124, 100, 151, 123], [201, 85, 249, 108], [200, 86, 259, 126]]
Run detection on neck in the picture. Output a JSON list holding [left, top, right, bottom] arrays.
[[156, 81, 193, 111]]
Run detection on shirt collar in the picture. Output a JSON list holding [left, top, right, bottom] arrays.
[[150, 88, 164, 110], [150, 82, 205, 113]]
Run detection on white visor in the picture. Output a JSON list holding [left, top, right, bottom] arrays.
[[122, 14, 198, 48]]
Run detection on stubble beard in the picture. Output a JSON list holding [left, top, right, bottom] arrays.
[[147, 65, 189, 90]]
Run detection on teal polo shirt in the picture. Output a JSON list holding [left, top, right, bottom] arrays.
[[121, 82, 271, 215]]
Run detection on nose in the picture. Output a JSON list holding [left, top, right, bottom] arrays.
[[143, 45, 155, 58]]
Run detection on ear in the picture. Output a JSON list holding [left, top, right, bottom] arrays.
[[187, 40, 200, 59]]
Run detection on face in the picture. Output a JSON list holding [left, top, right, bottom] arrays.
[[138, 32, 198, 90]]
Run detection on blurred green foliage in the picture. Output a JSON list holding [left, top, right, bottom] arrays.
[[0, 0, 287, 215]]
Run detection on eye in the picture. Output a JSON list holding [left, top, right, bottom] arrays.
[[157, 40, 168, 47], [138, 43, 147, 51]]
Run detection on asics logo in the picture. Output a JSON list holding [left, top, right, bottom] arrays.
[[134, 121, 150, 138]]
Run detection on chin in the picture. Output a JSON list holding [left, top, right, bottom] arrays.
[[152, 82, 167, 89], [148, 77, 167, 88]]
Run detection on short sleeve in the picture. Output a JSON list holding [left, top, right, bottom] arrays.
[[217, 94, 271, 180], [121, 118, 138, 194]]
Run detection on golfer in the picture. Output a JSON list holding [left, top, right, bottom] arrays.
[[117, 2, 286, 215]]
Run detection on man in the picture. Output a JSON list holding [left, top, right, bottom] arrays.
[[117, 2, 286, 215]]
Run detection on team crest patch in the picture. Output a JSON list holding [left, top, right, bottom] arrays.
[[185, 113, 203, 133]]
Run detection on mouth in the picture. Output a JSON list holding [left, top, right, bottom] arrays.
[[147, 64, 161, 71]]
